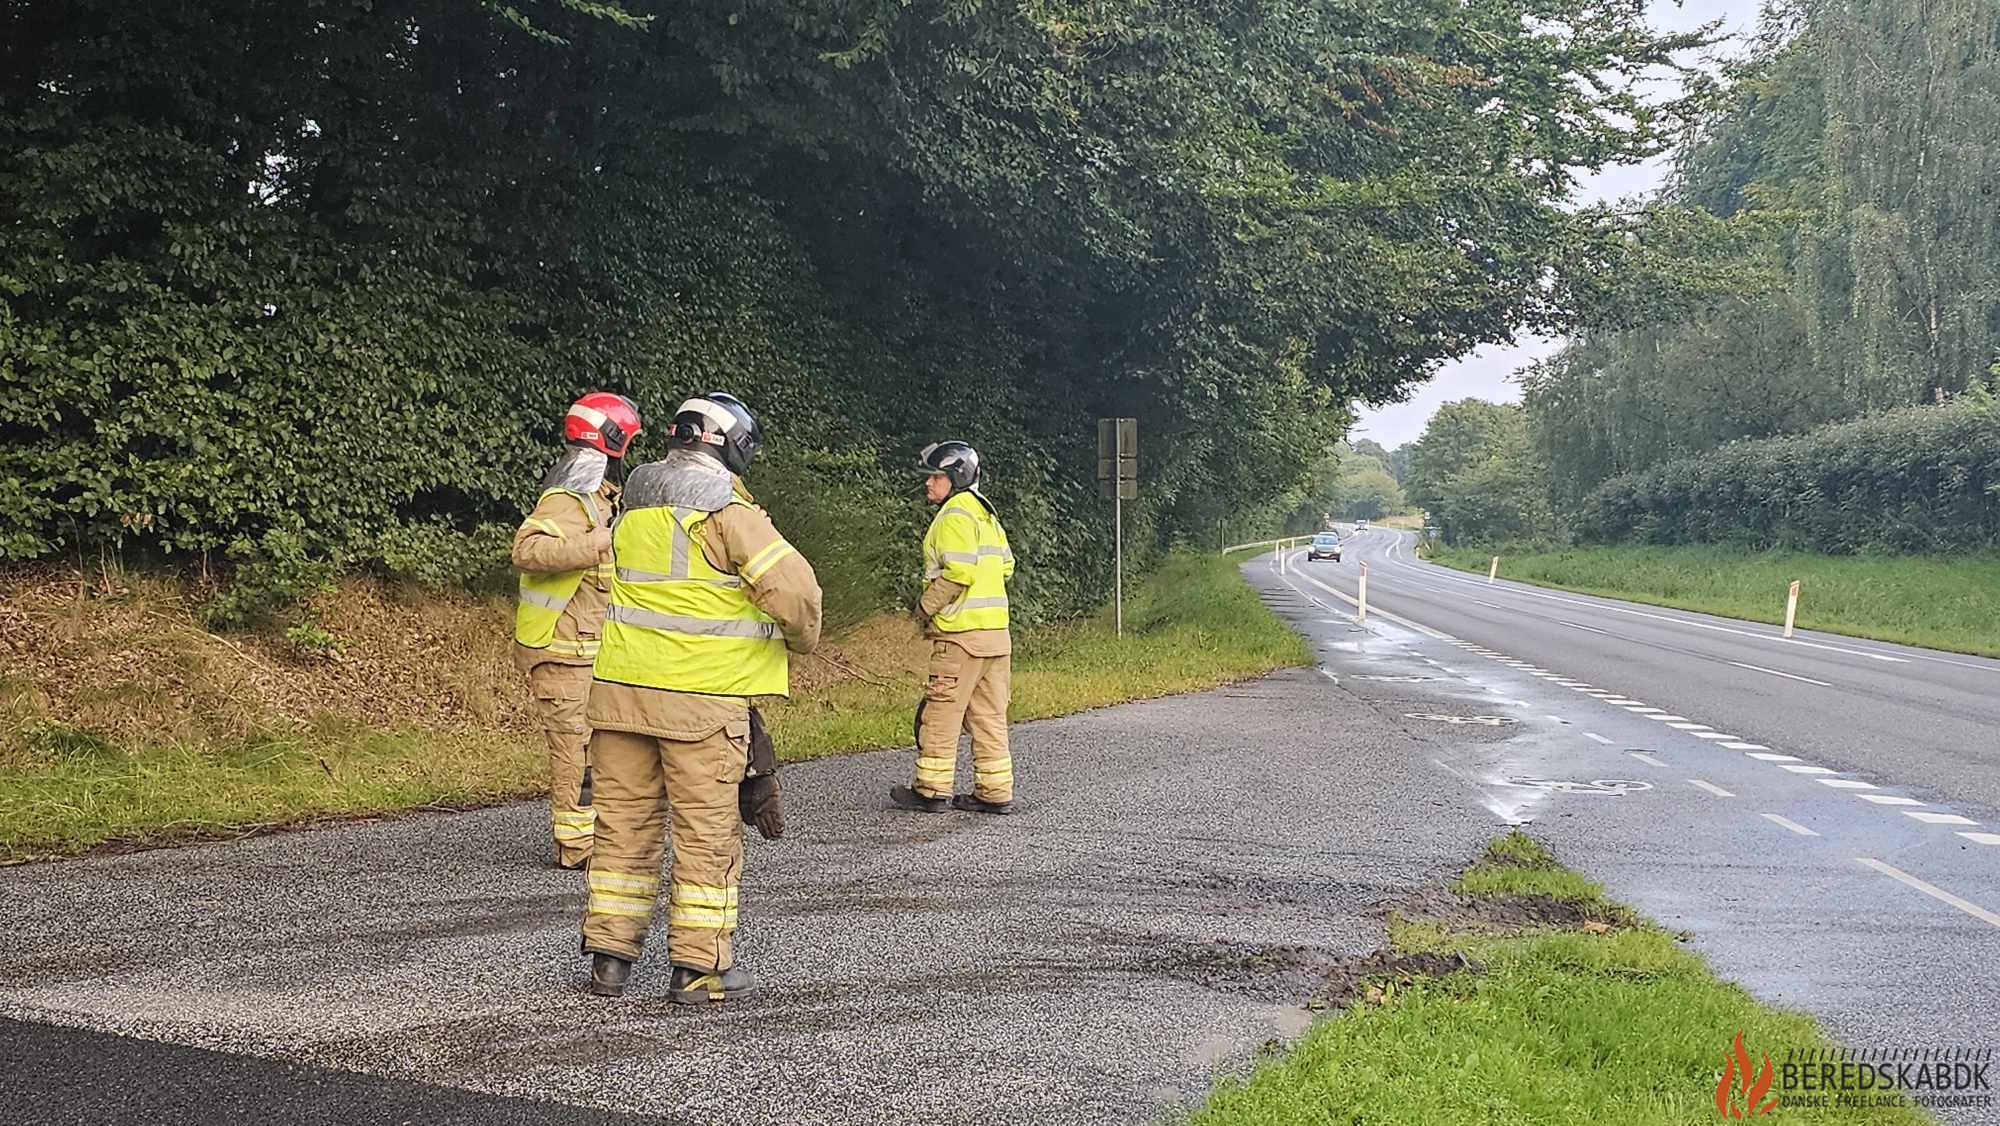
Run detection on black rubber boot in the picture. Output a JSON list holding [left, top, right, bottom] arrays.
[[587, 953, 632, 998], [889, 784, 949, 813], [951, 794, 1015, 816], [668, 964, 757, 1006]]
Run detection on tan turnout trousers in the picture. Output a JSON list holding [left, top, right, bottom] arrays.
[[527, 663, 597, 866], [913, 639, 1013, 802], [581, 724, 749, 970]]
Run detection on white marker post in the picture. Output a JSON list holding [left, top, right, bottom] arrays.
[[1488, 556, 1500, 584], [1784, 580, 1801, 638], [1097, 418, 1138, 637], [1358, 561, 1369, 624]]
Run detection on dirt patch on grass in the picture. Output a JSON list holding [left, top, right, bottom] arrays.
[[1312, 948, 1480, 1010], [1381, 884, 1630, 931]]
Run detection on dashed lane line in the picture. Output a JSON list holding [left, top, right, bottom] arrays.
[[1761, 814, 1819, 837], [1289, 562, 1986, 851], [1856, 859, 2000, 929], [1906, 811, 1977, 825], [1583, 732, 1616, 746], [1726, 660, 1835, 688]]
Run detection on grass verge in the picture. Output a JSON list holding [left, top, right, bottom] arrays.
[[1428, 544, 2000, 658], [1195, 833, 1933, 1125], [0, 719, 546, 861], [1, 552, 1306, 861]]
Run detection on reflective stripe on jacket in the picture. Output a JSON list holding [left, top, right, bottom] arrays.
[[923, 491, 1012, 633], [593, 499, 792, 697]]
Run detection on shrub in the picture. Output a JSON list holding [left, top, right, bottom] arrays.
[[1576, 397, 2000, 553]]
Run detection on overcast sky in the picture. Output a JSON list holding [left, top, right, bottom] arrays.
[[1351, 0, 1764, 450]]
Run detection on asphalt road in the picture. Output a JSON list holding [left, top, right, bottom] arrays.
[[1266, 527, 2000, 1123], [0, 662, 1501, 1125], [4, 541, 1995, 1123]]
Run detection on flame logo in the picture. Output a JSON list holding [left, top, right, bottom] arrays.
[[1715, 1030, 1779, 1118]]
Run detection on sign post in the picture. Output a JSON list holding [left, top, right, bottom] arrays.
[[1097, 418, 1138, 636]]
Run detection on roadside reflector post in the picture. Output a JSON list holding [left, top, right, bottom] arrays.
[[1097, 418, 1138, 637], [1784, 580, 1801, 638], [1358, 561, 1369, 624], [1488, 556, 1499, 584]]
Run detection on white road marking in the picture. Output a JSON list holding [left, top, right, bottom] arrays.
[[1380, 555, 1913, 664], [1906, 811, 1977, 825], [1629, 752, 1667, 768], [1722, 742, 1769, 750], [1761, 814, 1819, 837], [1625, 706, 1665, 714], [1781, 765, 1837, 775], [1689, 779, 1736, 798], [1749, 753, 1802, 762], [1559, 620, 1611, 635], [1666, 722, 1710, 730], [1726, 660, 1834, 687], [1857, 794, 1925, 806], [1856, 859, 2000, 929], [1583, 732, 1616, 745], [1283, 567, 1450, 640], [1690, 731, 1739, 740], [1959, 832, 2000, 846], [1546, 715, 1569, 724], [1648, 715, 1690, 722], [1818, 779, 1878, 790], [1601, 698, 1645, 705]]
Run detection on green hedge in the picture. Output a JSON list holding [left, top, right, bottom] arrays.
[[2, 0, 1704, 623], [1577, 394, 2000, 552]]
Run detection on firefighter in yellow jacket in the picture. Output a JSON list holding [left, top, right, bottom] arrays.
[[513, 392, 643, 869], [891, 441, 1016, 816], [581, 392, 822, 1003]]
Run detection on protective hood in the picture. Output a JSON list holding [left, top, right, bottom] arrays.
[[539, 447, 611, 497], [622, 448, 735, 513]]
